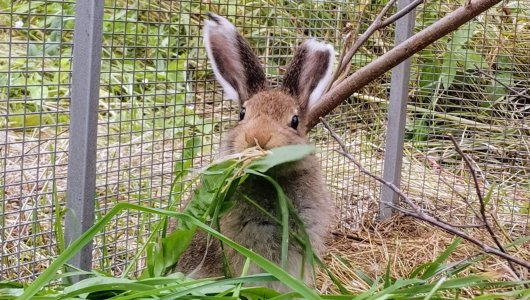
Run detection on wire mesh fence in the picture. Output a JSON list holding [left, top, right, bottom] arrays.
[[403, 0, 530, 234], [0, 0, 528, 282], [1, 0, 75, 280]]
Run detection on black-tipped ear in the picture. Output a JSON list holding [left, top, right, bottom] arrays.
[[203, 13, 267, 104], [282, 39, 334, 110]]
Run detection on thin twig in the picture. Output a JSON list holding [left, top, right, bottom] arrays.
[[332, 231, 380, 244], [330, 0, 398, 87], [320, 117, 530, 271], [437, 220, 486, 228], [333, 23, 360, 87], [381, 0, 425, 27], [438, 175, 483, 221], [448, 135, 520, 277], [328, 0, 424, 91]]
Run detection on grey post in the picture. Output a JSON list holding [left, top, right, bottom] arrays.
[[379, 0, 416, 219], [65, 0, 104, 276]]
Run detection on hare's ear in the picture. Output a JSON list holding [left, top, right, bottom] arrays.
[[282, 39, 334, 110], [203, 13, 267, 104]]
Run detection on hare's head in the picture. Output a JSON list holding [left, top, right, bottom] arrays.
[[204, 13, 334, 153]]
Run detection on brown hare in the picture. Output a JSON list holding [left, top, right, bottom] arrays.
[[177, 13, 334, 292]]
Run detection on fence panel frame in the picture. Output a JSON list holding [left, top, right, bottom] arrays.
[[64, 0, 104, 276], [379, 0, 416, 219]]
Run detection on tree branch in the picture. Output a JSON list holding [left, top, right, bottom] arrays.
[[305, 0, 502, 130], [320, 118, 530, 271], [448, 135, 520, 276]]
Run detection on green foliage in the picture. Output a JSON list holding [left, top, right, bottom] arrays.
[[440, 21, 479, 90]]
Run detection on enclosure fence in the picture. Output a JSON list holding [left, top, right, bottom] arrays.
[[1, 0, 529, 281]]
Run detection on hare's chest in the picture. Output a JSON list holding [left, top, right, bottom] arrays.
[[220, 176, 299, 235]]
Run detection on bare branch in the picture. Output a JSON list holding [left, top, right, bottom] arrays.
[[331, 231, 379, 244], [381, 0, 425, 27], [305, 0, 503, 130], [330, 0, 398, 86], [332, 23, 361, 87], [448, 135, 520, 276], [435, 219, 486, 228], [329, 0, 424, 90], [320, 117, 530, 271]]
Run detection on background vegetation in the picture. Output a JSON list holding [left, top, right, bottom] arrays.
[[0, 0, 529, 298]]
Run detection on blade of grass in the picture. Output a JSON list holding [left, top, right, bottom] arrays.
[[232, 257, 251, 298], [423, 276, 446, 300]]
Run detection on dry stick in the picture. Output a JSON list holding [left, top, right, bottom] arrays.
[[333, 30, 354, 86], [320, 118, 530, 270], [329, 0, 426, 91], [331, 231, 379, 244], [448, 135, 520, 276], [429, 207, 485, 228], [330, 0, 399, 87], [380, 0, 425, 27], [333, 23, 360, 87], [306, 0, 503, 131]]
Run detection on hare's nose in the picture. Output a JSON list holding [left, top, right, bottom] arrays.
[[245, 131, 272, 149]]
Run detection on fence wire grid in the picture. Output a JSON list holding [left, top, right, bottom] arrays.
[[0, 0, 529, 281]]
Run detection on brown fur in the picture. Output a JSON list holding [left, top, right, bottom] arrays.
[[177, 14, 334, 292]]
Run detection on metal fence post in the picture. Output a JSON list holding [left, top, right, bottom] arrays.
[[64, 0, 104, 276], [379, 0, 416, 219]]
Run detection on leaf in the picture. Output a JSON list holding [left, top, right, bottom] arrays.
[[240, 286, 282, 299], [369, 278, 426, 299], [483, 184, 496, 207], [353, 269, 375, 287], [440, 51, 460, 89], [463, 50, 488, 70], [495, 54, 515, 71], [485, 72, 513, 102], [423, 276, 447, 300], [440, 21, 479, 90], [383, 260, 393, 288], [248, 144, 315, 173], [27, 85, 49, 100], [450, 21, 479, 52], [152, 228, 195, 277], [146, 154, 243, 277], [0, 288, 23, 298], [8, 114, 41, 128]]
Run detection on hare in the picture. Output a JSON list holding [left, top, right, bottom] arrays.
[[177, 13, 334, 291]]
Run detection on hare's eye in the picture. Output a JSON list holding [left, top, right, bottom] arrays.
[[290, 115, 299, 130], [239, 107, 246, 121]]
